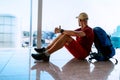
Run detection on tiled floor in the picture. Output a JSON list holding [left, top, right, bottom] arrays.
[[0, 48, 120, 80]]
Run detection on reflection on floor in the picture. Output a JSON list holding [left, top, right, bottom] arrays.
[[0, 48, 120, 80]]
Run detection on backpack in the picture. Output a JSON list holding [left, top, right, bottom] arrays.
[[89, 27, 117, 62]]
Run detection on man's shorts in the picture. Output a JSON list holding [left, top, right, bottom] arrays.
[[65, 40, 88, 59]]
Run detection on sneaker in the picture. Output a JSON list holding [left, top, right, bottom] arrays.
[[31, 53, 50, 62], [34, 47, 46, 53]]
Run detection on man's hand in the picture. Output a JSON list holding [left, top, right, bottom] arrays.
[[54, 25, 61, 34]]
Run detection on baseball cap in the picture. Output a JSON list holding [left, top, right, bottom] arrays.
[[76, 12, 88, 20]]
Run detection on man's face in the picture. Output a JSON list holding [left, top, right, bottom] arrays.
[[78, 19, 87, 27], [78, 19, 83, 26]]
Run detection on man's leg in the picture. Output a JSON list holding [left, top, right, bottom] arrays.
[[35, 34, 65, 53], [46, 34, 73, 54], [46, 34, 65, 50], [32, 34, 74, 61]]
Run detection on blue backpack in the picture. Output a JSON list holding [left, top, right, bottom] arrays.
[[89, 27, 116, 61]]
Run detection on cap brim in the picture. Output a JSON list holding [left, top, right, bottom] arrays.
[[76, 16, 79, 18]]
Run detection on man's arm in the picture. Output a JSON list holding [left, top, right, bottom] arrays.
[[62, 30, 86, 37], [54, 27, 86, 37]]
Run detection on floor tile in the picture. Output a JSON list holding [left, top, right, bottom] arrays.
[[0, 48, 120, 80]]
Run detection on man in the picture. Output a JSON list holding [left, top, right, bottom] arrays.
[[32, 12, 94, 62]]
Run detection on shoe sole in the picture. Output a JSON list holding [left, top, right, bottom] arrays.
[[31, 53, 49, 62], [34, 60, 49, 63]]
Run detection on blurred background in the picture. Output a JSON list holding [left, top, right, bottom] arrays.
[[0, 0, 120, 48]]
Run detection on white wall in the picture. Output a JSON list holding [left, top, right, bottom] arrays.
[[42, 0, 120, 34], [1, 0, 120, 36]]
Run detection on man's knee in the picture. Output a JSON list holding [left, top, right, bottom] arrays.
[[61, 34, 73, 45]]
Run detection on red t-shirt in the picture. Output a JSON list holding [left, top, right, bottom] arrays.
[[75, 26, 94, 53]]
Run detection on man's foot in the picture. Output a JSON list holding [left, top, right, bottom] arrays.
[[34, 47, 46, 53], [31, 53, 50, 62]]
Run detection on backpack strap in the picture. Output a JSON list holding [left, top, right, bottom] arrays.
[[88, 52, 118, 65], [110, 57, 118, 65]]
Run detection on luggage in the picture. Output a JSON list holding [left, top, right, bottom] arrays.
[[89, 27, 116, 61]]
